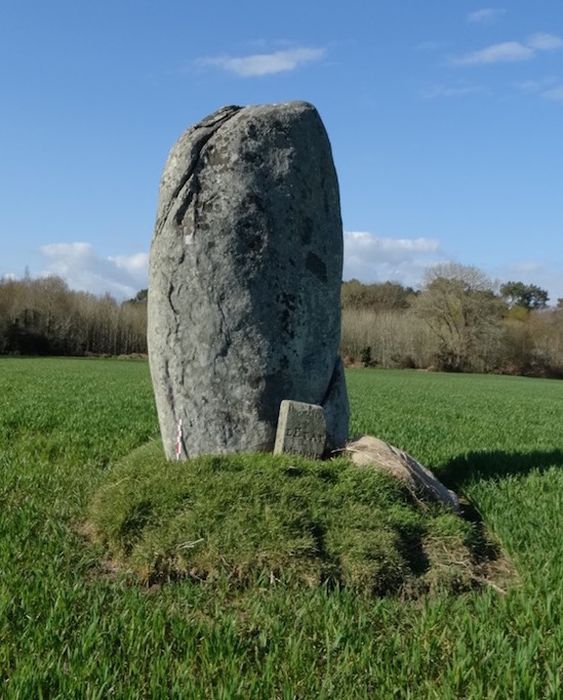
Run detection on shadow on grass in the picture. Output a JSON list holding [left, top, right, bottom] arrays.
[[428, 449, 563, 587], [397, 527, 430, 577], [438, 449, 563, 491]]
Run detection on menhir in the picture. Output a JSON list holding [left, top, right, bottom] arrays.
[[148, 101, 349, 459]]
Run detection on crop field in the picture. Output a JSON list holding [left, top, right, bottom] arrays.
[[1, 357, 562, 698]]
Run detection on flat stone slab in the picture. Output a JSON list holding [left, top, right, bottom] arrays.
[[274, 400, 326, 459], [345, 435, 460, 511]]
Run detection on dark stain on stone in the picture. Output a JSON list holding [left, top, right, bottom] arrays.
[[249, 375, 263, 390], [247, 234, 263, 252], [277, 292, 297, 336], [236, 193, 269, 254], [277, 292, 297, 311], [244, 193, 266, 213], [301, 216, 313, 245], [279, 309, 293, 337], [256, 370, 288, 424], [243, 149, 262, 165], [306, 252, 327, 283]]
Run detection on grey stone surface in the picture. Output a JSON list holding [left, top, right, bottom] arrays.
[[148, 101, 349, 459], [345, 436, 460, 511], [274, 400, 326, 458]]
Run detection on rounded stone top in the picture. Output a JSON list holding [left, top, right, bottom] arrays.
[[188, 101, 319, 132]]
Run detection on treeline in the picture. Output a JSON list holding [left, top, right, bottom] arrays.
[[0, 276, 146, 356], [342, 264, 563, 378], [2, 267, 563, 379]]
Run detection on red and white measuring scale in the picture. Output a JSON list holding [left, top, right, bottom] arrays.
[[175, 418, 183, 460]]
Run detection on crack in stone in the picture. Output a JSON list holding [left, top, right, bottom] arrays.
[[154, 106, 242, 240], [163, 358, 177, 422], [320, 356, 342, 406], [167, 281, 179, 315], [215, 296, 233, 359]]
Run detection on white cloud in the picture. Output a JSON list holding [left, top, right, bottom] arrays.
[[527, 33, 563, 51], [514, 76, 563, 99], [453, 33, 563, 66], [467, 8, 506, 25], [199, 47, 326, 77], [110, 252, 150, 276], [39, 242, 148, 299], [343, 232, 444, 287], [542, 84, 563, 101], [454, 41, 534, 65]]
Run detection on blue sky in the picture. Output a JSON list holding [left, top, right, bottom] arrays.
[[1, 0, 562, 301]]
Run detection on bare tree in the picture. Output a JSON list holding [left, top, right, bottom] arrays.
[[0, 275, 147, 356], [414, 264, 505, 372]]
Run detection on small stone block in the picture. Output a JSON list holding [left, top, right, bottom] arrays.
[[273, 400, 326, 458]]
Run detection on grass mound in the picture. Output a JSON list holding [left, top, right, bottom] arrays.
[[87, 440, 502, 596]]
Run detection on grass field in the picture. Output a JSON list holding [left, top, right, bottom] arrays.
[[1, 358, 562, 698]]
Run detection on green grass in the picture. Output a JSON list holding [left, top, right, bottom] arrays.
[[88, 443, 486, 597], [1, 359, 562, 698]]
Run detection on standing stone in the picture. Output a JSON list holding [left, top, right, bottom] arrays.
[[274, 400, 326, 458], [148, 101, 349, 459]]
